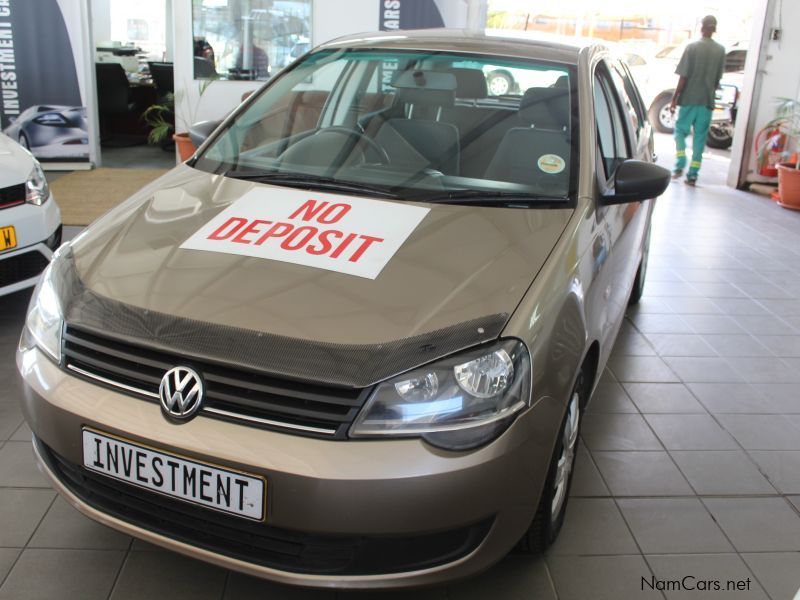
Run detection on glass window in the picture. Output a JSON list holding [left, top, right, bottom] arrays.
[[594, 71, 630, 178], [610, 63, 643, 137], [192, 0, 312, 81], [235, 58, 348, 153], [594, 77, 615, 178], [109, 0, 167, 61], [196, 49, 577, 203], [450, 60, 567, 97]]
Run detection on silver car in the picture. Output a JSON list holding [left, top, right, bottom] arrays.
[[17, 30, 668, 589]]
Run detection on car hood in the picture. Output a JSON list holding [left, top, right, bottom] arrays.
[[0, 133, 34, 188], [67, 166, 572, 378]]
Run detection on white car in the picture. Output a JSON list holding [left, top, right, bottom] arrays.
[[0, 133, 62, 296], [625, 41, 747, 134]]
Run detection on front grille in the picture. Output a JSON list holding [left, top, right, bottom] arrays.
[[62, 325, 370, 439], [39, 439, 492, 576], [0, 183, 25, 209], [0, 249, 49, 287]]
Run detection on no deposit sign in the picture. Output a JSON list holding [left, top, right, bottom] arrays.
[[180, 187, 430, 279]]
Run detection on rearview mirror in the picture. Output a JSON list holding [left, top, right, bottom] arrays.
[[188, 119, 222, 149], [601, 160, 670, 205]]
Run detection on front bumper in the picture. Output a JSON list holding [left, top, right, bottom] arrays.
[[0, 195, 62, 296], [17, 345, 561, 589]]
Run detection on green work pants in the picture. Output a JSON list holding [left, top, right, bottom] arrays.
[[674, 105, 712, 179]]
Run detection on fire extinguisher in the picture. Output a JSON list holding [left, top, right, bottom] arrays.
[[755, 126, 786, 177]]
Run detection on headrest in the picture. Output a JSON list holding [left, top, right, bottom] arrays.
[[447, 68, 488, 99], [519, 87, 570, 130], [553, 75, 569, 89], [392, 70, 456, 107]]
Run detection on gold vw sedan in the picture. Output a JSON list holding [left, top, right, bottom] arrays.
[[17, 30, 668, 589]]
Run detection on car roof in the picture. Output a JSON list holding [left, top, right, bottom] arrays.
[[319, 28, 607, 65]]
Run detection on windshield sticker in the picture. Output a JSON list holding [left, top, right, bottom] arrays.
[[537, 154, 566, 174], [180, 188, 430, 279]]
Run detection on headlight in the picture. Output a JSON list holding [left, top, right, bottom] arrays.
[[350, 339, 531, 450], [25, 161, 50, 205], [23, 258, 64, 361]]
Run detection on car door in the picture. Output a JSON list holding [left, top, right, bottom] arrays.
[[608, 59, 656, 300], [592, 61, 647, 343]]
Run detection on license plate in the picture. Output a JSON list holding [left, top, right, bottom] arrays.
[[0, 226, 16, 251], [82, 429, 266, 521]]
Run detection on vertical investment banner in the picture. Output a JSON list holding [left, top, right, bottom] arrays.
[[0, 0, 94, 165]]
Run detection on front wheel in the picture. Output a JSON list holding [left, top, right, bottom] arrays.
[[19, 132, 30, 150], [706, 123, 733, 149], [517, 370, 585, 553]]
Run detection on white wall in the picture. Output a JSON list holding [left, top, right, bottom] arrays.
[[90, 0, 111, 43], [165, 0, 174, 61], [59, 0, 101, 167], [728, 0, 799, 187], [313, 0, 378, 47]]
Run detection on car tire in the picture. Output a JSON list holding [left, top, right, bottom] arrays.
[[649, 94, 675, 134], [706, 124, 733, 149], [19, 132, 30, 150], [516, 368, 586, 554], [487, 70, 514, 96]]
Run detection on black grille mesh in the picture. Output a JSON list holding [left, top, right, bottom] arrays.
[[0, 183, 25, 209], [63, 325, 368, 438], [0, 250, 49, 287]]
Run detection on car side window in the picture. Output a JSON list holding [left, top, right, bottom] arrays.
[[594, 69, 630, 180], [619, 62, 648, 126], [610, 62, 643, 138]]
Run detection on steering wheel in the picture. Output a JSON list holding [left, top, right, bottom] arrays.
[[317, 126, 390, 166]]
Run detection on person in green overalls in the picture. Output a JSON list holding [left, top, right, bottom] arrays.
[[669, 15, 726, 186]]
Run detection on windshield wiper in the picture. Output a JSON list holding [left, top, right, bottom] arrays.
[[410, 189, 570, 207], [224, 170, 400, 198]]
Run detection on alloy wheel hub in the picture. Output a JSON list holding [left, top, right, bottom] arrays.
[[551, 390, 580, 521]]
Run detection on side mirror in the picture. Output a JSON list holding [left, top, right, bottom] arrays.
[[601, 159, 670, 205], [188, 119, 222, 149]]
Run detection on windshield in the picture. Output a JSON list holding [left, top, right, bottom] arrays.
[[194, 48, 577, 203]]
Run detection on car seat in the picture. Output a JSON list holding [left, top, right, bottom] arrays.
[[374, 70, 461, 175], [484, 87, 571, 193]]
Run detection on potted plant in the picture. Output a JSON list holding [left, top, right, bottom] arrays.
[[143, 79, 214, 161], [142, 93, 175, 148], [761, 94, 800, 210]]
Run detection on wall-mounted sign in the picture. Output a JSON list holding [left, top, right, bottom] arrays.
[[0, 0, 95, 166], [379, 0, 446, 31]]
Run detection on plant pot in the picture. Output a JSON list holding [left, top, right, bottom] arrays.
[[173, 132, 196, 162], [759, 165, 779, 178], [777, 163, 800, 211]]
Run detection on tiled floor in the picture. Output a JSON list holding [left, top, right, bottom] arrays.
[[2, 135, 800, 598]]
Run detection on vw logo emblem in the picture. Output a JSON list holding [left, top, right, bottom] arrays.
[[159, 366, 204, 421]]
